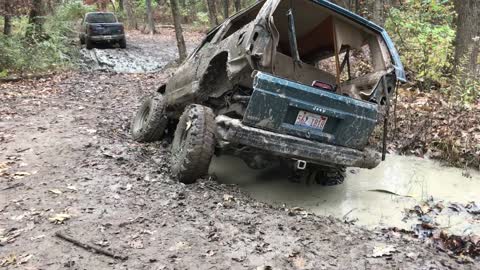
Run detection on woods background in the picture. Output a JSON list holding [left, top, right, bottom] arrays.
[[0, 0, 478, 101]]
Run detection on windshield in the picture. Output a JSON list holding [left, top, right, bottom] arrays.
[[86, 13, 117, 23]]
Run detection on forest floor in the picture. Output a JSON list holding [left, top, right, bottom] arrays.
[[0, 30, 479, 269]]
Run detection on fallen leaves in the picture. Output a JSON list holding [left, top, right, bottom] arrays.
[[48, 213, 71, 224], [371, 244, 397, 258], [383, 89, 480, 169], [0, 228, 21, 246], [48, 189, 63, 195], [0, 253, 32, 267], [404, 198, 480, 259]]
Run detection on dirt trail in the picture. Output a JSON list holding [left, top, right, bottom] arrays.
[[78, 29, 203, 73], [0, 32, 478, 269]]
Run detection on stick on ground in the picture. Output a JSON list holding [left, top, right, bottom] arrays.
[[55, 231, 128, 261]]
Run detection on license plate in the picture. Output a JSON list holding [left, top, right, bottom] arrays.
[[295, 110, 328, 131]]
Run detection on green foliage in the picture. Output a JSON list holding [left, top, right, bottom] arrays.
[[385, 0, 456, 90], [0, 1, 93, 76], [446, 63, 480, 105]]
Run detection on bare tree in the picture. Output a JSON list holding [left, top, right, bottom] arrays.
[[223, 0, 229, 19], [145, 0, 156, 34], [3, 1, 12, 35], [169, 0, 187, 62], [234, 0, 241, 12], [118, 0, 124, 11], [453, 0, 480, 76], [26, 0, 45, 39], [124, 0, 138, 29], [372, 0, 385, 26], [206, 0, 218, 27]]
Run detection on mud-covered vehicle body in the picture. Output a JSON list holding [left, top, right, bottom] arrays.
[[80, 12, 126, 50], [132, 0, 406, 184]]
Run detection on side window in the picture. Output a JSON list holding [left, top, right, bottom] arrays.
[[221, 3, 264, 41]]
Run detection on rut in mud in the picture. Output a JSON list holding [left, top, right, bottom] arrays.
[[78, 29, 202, 73], [1, 31, 479, 269]]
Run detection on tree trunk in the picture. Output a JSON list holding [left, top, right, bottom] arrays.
[[234, 0, 241, 12], [125, 0, 138, 29], [453, 0, 480, 76], [206, 0, 218, 27], [372, 0, 385, 26], [145, 0, 156, 34], [26, 0, 45, 39], [169, 0, 187, 62], [118, 0, 124, 11], [3, 1, 12, 36], [4, 15, 12, 35], [223, 0, 229, 19]]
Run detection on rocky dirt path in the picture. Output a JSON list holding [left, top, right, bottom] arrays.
[[0, 33, 478, 269]]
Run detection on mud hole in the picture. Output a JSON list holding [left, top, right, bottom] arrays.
[[78, 29, 202, 73], [0, 31, 479, 269]]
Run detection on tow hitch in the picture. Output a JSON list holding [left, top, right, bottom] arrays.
[[295, 159, 307, 170]]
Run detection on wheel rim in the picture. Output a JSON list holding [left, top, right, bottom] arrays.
[[134, 103, 150, 133], [172, 113, 191, 167]]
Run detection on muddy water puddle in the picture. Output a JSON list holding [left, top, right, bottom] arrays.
[[210, 155, 480, 235]]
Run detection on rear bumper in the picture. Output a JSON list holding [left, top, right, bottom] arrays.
[[215, 115, 381, 169], [89, 34, 124, 42]]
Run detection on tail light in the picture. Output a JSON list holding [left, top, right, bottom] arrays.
[[312, 81, 334, 92]]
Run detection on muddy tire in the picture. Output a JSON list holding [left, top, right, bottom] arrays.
[[311, 166, 346, 186], [131, 95, 168, 142], [86, 38, 94, 50], [171, 105, 216, 184], [119, 38, 127, 49]]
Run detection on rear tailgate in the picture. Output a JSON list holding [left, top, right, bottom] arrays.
[[243, 72, 378, 150], [88, 23, 124, 36]]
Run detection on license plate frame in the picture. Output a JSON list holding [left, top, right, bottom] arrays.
[[294, 110, 328, 131]]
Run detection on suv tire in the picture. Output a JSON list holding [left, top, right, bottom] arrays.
[[86, 38, 94, 50], [119, 38, 127, 49], [171, 105, 216, 184], [131, 95, 168, 142]]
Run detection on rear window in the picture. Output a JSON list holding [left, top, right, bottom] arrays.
[[86, 13, 117, 23]]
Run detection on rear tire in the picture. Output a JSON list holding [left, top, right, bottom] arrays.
[[310, 166, 346, 186], [131, 95, 168, 142], [119, 38, 127, 49], [86, 38, 94, 50], [171, 105, 216, 184]]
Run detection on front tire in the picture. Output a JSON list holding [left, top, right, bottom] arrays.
[[86, 38, 94, 50], [171, 105, 216, 184], [119, 38, 127, 49], [131, 95, 168, 142]]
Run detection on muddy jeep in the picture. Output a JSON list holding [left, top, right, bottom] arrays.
[[131, 0, 406, 184]]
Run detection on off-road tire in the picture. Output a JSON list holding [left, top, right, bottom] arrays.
[[311, 166, 346, 186], [171, 105, 216, 184], [86, 38, 94, 50], [119, 38, 127, 49], [131, 95, 168, 142]]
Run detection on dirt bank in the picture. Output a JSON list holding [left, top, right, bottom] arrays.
[[377, 88, 480, 170], [1, 32, 479, 269]]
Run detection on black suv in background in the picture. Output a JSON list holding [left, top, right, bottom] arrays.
[[80, 12, 126, 50]]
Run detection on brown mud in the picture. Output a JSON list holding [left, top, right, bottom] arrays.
[[0, 31, 479, 269]]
